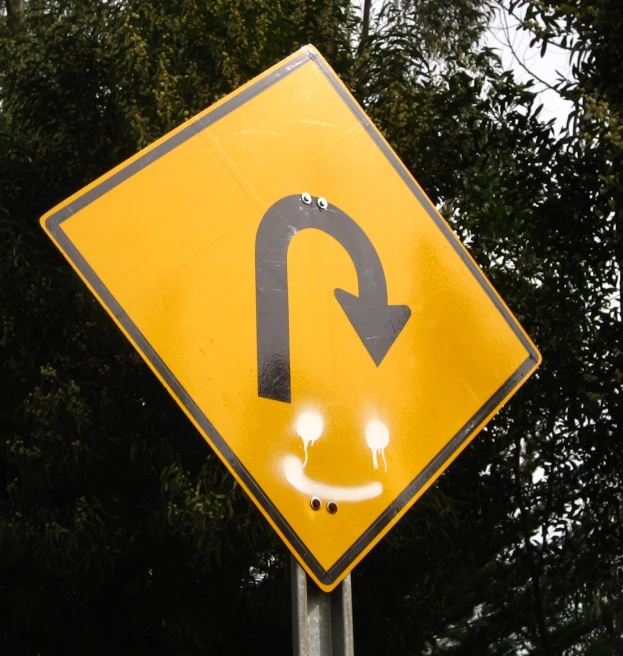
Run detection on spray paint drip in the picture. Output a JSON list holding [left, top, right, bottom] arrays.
[[296, 412, 323, 467], [366, 420, 390, 472]]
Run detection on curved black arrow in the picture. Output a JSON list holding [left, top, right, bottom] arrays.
[[256, 194, 411, 403]]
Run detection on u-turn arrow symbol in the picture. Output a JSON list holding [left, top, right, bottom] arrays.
[[255, 194, 411, 403]]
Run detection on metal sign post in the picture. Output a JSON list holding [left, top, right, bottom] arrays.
[[291, 556, 354, 656]]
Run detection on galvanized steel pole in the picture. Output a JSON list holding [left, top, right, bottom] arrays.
[[291, 556, 354, 656]]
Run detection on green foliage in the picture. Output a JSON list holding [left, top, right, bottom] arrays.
[[1, 0, 621, 654]]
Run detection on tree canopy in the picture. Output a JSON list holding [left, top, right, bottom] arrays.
[[1, 0, 621, 654]]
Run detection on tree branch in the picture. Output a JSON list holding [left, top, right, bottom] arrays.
[[361, 0, 371, 43], [494, 5, 567, 94], [5, 0, 24, 16], [514, 435, 551, 653]]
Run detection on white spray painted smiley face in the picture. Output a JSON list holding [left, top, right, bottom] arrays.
[[283, 411, 391, 504]]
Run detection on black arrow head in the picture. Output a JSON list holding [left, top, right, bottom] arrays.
[[334, 289, 411, 366]]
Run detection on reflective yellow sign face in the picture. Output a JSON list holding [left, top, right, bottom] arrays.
[[41, 46, 541, 591]]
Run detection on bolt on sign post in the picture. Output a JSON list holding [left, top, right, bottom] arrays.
[[41, 45, 541, 593]]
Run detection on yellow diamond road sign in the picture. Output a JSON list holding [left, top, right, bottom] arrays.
[[41, 46, 541, 591]]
